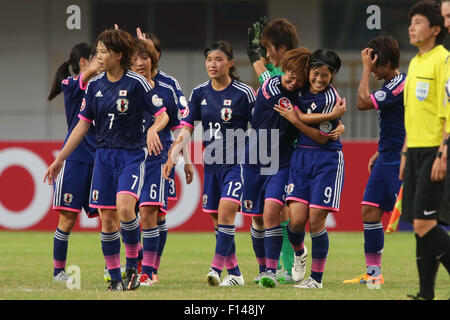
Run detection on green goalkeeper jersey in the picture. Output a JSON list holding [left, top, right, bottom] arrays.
[[258, 62, 283, 85]]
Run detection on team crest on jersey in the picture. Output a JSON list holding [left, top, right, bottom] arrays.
[[415, 81, 429, 101], [319, 121, 333, 134], [152, 94, 163, 107], [202, 194, 208, 207], [119, 90, 127, 97], [243, 200, 253, 210], [80, 98, 86, 111], [92, 190, 99, 202], [221, 108, 232, 122], [278, 97, 291, 109], [116, 98, 129, 113], [63, 193, 73, 204]]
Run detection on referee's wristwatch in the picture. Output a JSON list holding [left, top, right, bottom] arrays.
[[436, 151, 443, 158]]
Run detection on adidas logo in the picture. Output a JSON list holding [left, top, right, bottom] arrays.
[[201, 99, 207, 105], [95, 90, 103, 97]]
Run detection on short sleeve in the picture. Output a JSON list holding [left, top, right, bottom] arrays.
[[180, 89, 201, 129]]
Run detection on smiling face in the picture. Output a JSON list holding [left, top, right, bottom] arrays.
[[205, 50, 233, 80], [308, 65, 334, 94], [281, 70, 306, 92]]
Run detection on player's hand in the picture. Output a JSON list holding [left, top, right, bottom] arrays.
[[43, 159, 63, 185], [114, 24, 119, 30], [274, 103, 298, 123], [147, 128, 163, 156], [329, 121, 345, 141], [368, 151, 379, 174], [184, 163, 194, 184], [330, 97, 346, 119], [361, 48, 378, 70], [431, 155, 446, 182], [247, 17, 266, 64], [162, 158, 175, 181], [136, 27, 147, 40]]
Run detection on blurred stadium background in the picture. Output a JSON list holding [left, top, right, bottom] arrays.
[[1, 0, 449, 232]]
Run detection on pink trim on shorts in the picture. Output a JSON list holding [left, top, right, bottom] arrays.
[[139, 201, 164, 208], [265, 198, 284, 207], [285, 197, 309, 205], [170, 125, 183, 131], [90, 204, 117, 209], [361, 201, 380, 208], [154, 107, 167, 117], [78, 114, 93, 123], [180, 120, 194, 129], [369, 94, 379, 110], [220, 197, 241, 205], [53, 206, 81, 213], [203, 208, 218, 214], [309, 204, 339, 212], [239, 211, 263, 217], [117, 191, 139, 199], [158, 208, 167, 216]]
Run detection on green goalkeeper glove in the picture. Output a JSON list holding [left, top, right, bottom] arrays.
[[247, 16, 267, 64]]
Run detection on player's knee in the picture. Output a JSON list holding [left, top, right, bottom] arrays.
[[58, 211, 78, 232], [252, 216, 264, 230], [361, 205, 382, 222]]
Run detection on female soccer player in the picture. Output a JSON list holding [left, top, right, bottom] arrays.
[[48, 42, 101, 282], [163, 40, 255, 286], [44, 28, 169, 291], [343, 34, 405, 286], [275, 49, 345, 289], [131, 38, 192, 286]]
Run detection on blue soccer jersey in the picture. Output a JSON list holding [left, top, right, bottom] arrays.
[[296, 84, 342, 150], [369, 73, 406, 163], [61, 74, 96, 164], [79, 70, 165, 150], [143, 80, 180, 164], [244, 76, 299, 169], [181, 79, 255, 173], [154, 70, 188, 116]]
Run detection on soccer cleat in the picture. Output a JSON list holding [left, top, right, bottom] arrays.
[[103, 265, 126, 283], [291, 246, 308, 282], [123, 267, 140, 290], [53, 271, 73, 283], [294, 276, 322, 289], [206, 268, 221, 287], [152, 273, 159, 283], [140, 273, 154, 287], [107, 279, 124, 291], [259, 271, 277, 288], [342, 273, 384, 285], [253, 273, 262, 284], [219, 274, 245, 286], [277, 270, 297, 284]]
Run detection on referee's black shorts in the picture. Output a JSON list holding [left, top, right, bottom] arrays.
[[401, 147, 448, 225]]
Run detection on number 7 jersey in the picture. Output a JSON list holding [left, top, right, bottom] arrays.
[[180, 79, 255, 173]]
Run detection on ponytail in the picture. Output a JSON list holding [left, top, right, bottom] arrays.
[[47, 42, 92, 101], [47, 61, 71, 101]]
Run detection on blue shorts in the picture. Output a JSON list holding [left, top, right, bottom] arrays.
[[202, 165, 243, 213], [286, 148, 344, 212], [53, 160, 98, 217], [241, 164, 289, 216], [167, 168, 177, 201], [90, 148, 147, 209], [139, 161, 168, 215], [362, 160, 402, 212]]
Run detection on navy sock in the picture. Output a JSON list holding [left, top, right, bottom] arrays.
[[53, 228, 70, 276]]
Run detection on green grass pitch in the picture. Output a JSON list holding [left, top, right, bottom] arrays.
[[0, 230, 448, 300]]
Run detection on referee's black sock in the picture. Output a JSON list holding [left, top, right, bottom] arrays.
[[415, 234, 439, 300], [421, 225, 450, 274]]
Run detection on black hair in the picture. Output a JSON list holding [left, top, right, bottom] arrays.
[[409, 0, 447, 45], [309, 49, 341, 76], [203, 40, 240, 81], [47, 42, 92, 101], [261, 18, 299, 51], [143, 32, 162, 60], [366, 34, 400, 69], [95, 28, 135, 71]]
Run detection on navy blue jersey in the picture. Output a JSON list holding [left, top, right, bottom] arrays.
[[369, 73, 406, 163], [79, 70, 164, 150], [181, 79, 255, 173], [61, 74, 96, 164], [144, 80, 180, 163], [154, 70, 188, 116], [296, 84, 342, 150], [244, 76, 299, 169]]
